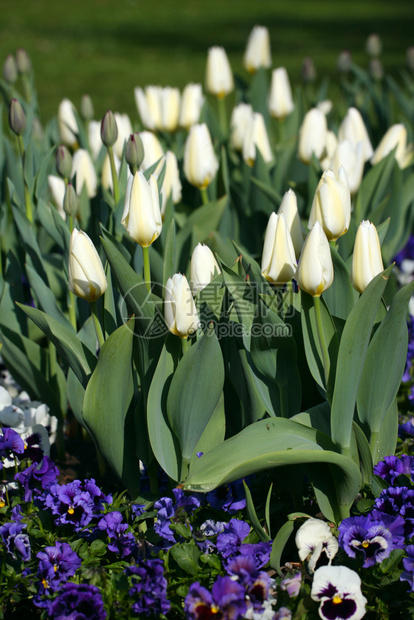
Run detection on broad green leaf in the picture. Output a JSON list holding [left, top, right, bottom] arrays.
[[323, 244, 357, 320], [190, 392, 226, 468], [83, 319, 140, 497], [351, 422, 373, 484], [269, 520, 295, 577], [358, 150, 396, 218], [330, 265, 393, 451], [12, 205, 48, 283], [371, 398, 399, 465], [25, 264, 74, 331]]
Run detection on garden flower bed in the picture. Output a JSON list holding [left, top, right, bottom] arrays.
[[1, 25, 414, 619]]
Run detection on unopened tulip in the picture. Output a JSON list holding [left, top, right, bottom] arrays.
[[58, 99, 79, 147], [371, 123, 412, 169], [338, 107, 373, 162], [134, 86, 180, 132], [184, 123, 219, 189], [125, 133, 145, 171], [16, 49, 31, 74], [164, 274, 199, 338], [121, 171, 162, 247], [3, 54, 17, 84], [68, 229, 107, 302], [298, 108, 327, 164], [296, 222, 334, 297], [243, 25, 272, 73], [351, 220, 384, 294], [48, 175, 66, 217], [337, 50, 352, 73], [159, 87, 181, 132], [9, 99, 26, 136], [88, 120, 103, 160], [277, 189, 304, 259], [205, 47, 234, 98], [366, 33, 382, 57], [179, 83, 204, 129], [80, 94, 94, 122], [55, 145, 73, 179], [308, 168, 351, 241], [154, 151, 182, 216], [268, 67, 294, 119], [71, 149, 97, 198], [243, 112, 273, 166], [113, 113, 133, 158], [139, 131, 164, 171], [100, 110, 118, 148], [230, 103, 253, 151], [190, 243, 221, 294], [301, 57, 317, 83], [63, 183, 78, 218], [134, 86, 157, 130], [329, 140, 364, 195], [261, 213, 297, 284]]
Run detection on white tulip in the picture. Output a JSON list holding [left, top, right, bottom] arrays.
[[371, 123, 413, 169], [164, 273, 199, 338], [190, 243, 221, 294], [329, 140, 365, 195], [268, 67, 294, 119], [243, 25, 272, 73], [242, 112, 273, 166], [351, 220, 384, 294], [68, 229, 107, 302], [298, 108, 327, 164], [277, 189, 304, 258], [179, 83, 204, 129], [139, 131, 164, 171], [296, 222, 334, 296], [121, 171, 162, 247], [338, 107, 373, 162], [184, 123, 219, 189], [308, 168, 351, 241], [71, 149, 97, 198], [154, 151, 182, 216], [205, 47, 234, 98], [230, 103, 253, 151], [58, 98, 78, 147], [261, 213, 297, 284]]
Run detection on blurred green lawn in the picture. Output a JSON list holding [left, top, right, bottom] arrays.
[[1, 0, 413, 123]]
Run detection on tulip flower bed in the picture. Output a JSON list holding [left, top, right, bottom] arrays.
[[1, 26, 414, 619]]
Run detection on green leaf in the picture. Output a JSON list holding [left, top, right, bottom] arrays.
[[162, 219, 176, 287], [83, 319, 140, 498], [330, 265, 393, 451], [323, 244, 357, 320], [243, 480, 271, 542], [190, 392, 226, 467], [25, 264, 74, 331], [170, 541, 201, 575], [351, 422, 373, 484], [269, 520, 295, 577], [167, 328, 224, 464]]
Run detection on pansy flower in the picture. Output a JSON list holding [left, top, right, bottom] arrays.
[[311, 565, 367, 620], [374, 455, 414, 485], [295, 518, 338, 573], [125, 558, 171, 616], [216, 518, 250, 559], [400, 544, 414, 592], [48, 582, 107, 620], [36, 541, 81, 592], [185, 577, 247, 620], [0, 521, 31, 561], [338, 514, 400, 567], [15, 454, 59, 501]]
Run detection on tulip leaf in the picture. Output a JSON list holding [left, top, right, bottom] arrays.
[[351, 422, 373, 484], [372, 398, 399, 465], [358, 150, 396, 219], [25, 264, 74, 331], [37, 197, 71, 254], [189, 392, 226, 469], [243, 480, 271, 543], [322, 245, 357, 320], [166, 328, 225, 466], [16, 303, 96, 388], [163, 219, 176, 287], [83, 318, 140, 498], [330, 265, 393, 452], [12, 205, 48, 284], [269, 519, 295, 577]]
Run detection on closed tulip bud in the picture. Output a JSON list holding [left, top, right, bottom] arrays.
[[308, 168, 351, 241], [301, 57, 317, 83], [121, 171, 162, 247], [139, 131, 164, 171], [243, 112, 273, 166], [230, 102, 253, 151], [9, 98, 26, 135], [244, 25, 272, 73], [317, 100, 332, 116], [88, 120, 102, 160], [190, 243, 221, 294], [125, 133, 145, 170], [369, 58, 383, 81], [298, 108, 327, 164], [113, 113, 133, 159], [296, 221, 334, 296], [338, 107, 373, 162], [15, 48, 31, 74], [329, 140, 364, 195], [154, 151, 182, 216], [63, 183, 79, 217], [371, 123, 413, 169], [58, 98, 79, 147], [134, 86, 158, 130], [159, 87, 181, 132], [3, 54, 18, 84], [277, 189, 304, 259], [261, 213, 297, 284], [320, 130, 338, 171], [55, 145, 73, 179], [68, 229, 107, 302], [205, 46, 234, 98], [184, 123, 219, 189], [337, 50, 352, 73], [48, 175, 66, 216], [351, 220, 384, 294], [164, 273, 199, 338], [100, 110, 118, 148], [71, 149, 98, 198], [80, 94, 94, 121], [101, 152, 121, 192], [407, 47, 414, 72], [366, 33, 382, 57], [268, 67, 295, 119], [179, 83, 204, 129]]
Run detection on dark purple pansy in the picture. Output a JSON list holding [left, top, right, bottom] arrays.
[[184, 577, 247, 620], [400, 544, 414, 592], [49, 582, 107, 619], [36, 541, 81, 591], [125, 558, 170, 617], [206, 479, 246, 513], [0, 428, 25, 463], [373, 485, 414, 538], [45, 481, 95, 531], [399, 418, 414, 438], [0, 521, 31, 561], [98, 511, 136, 557], [374, 455, 413, 485], [280, 571, 302, 598], [15, 454, 59, 501], [216, 519, 250, 559], [338, 515, 397, 567], [226, 554, 272, 611]]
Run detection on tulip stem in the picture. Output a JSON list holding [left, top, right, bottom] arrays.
[[217, 96, 228, 138], [142, 246, 151, 293], [108, 145, 120, 205], [313, 296, 330, 389], [68, 291, 77, 332], [90, 301, 105, 349], [200, 187, 209, 205], [17, 135, 33, 223], [181, 337, 190, 356]]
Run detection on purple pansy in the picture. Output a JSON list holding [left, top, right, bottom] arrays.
[[373, 485, 414, 538], [0, 428, 25, 467], [185, 577, 247, 620], [400, 544, 414, 592], [206, 479, 246, 513], [153, 490, 201, 546], [0, 521, 31, 561], [226, 554, 272, 611], [280, 572, 302, 598], [36, 541, 81, 592], [338, 514, 400, 567], [374, 455, 414, 485], [216, 519, 250, 559], [98, 511, 136, 557], [49, 582, 107, 619], [125, 558, 170, 617], [15, 455, 59, 501], [399, 418, 414, 438], [238, 541, 272, 569]]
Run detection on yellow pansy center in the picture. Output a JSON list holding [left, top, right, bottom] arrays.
[[68, 506, 75, 515], [332, 595, 342, 605]]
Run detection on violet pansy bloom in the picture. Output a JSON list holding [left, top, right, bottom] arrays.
[[185, 577, 247, 620], [216, 518, 250, 559], [49, 583, 107, 620], [338, 514, 396, 567], [400, 544, 414, 592], [311, 565, 367, 620], [125, 558, 171, 617]]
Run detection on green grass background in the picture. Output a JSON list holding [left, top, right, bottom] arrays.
[[1, 0, 413, 123]]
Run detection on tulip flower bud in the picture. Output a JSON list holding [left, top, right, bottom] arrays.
[[48, 175, 66, 215], [261, 213, 297, 284], [121, 171, 162, 247], [407, 47, 414, 72], [277, 189, 304, 259], [308, 168, 351, 241], [58, 98, 79, 147], [113, 113, 133, 159], [338, 107, 373, 162], [184, 123, 219, 189], [80, 94, 94, 121], [369, 58, 383, 81], [296, 222, 334, 297], [55, 145, 73, 179], [366, 33, 382, 57], [71, 149, 98, 198], [329, 140, 364, 195], [154, 151, 182, 217], [134, 86, 157, 130], [139, 131, 164, 171], [3, 54, 18, 84], [100, 110, 118, 148], [190, 243, 221, 294], [301, 57, 317, 83], [164, 273, 199, 338], [230, 103, 253, 151], [179, 83, 204, 129], [243, 25, 272, 73], [371, 123, 412, 169], [351, 220, 384, 294], [125, 133, 145, 171], [205, 46, 234, 98], [68, 229, 107, 302], [337, 50, 352, 73], [15, 48, 31, 74], [9, 98, 26, 136], [160, 87, 181, 132], [268, 67, 295, 119], [87, 120, 102, 160], [63, 183, 79, 217], [298, 108, 327, 164], [242, 112, 273, 166]]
